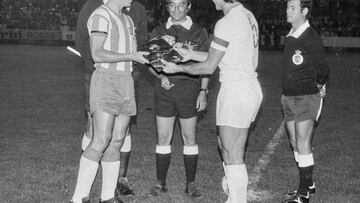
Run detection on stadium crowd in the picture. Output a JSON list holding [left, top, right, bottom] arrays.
[[0, 0, 359, 49], [256, 0, 360, 49], [0, 0, 84, 30]]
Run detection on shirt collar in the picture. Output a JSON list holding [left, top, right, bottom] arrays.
[[287, 20, 310, 38], [166, 16, 193, 30]]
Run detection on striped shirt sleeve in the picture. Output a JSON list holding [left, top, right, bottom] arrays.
[[87, 10, 110, 35]]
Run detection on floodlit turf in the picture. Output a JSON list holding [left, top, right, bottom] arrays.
[[0, 45, 359, 203]]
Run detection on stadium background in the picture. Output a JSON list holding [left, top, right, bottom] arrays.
[[1, 0, 360, 49]]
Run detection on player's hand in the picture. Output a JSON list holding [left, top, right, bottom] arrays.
[[317, 84, 326, 98], [133, 51, 149, 64], [160, 59, 183, 74], [173, 42, 184, 49], [173, 47, 192, 62], [196, 91, 207, 111], [160, 76, 174, 90]]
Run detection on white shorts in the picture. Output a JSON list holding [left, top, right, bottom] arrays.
[[216, 79, 263, 128]]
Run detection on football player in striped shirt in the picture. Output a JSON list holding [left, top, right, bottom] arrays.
[[70, 0, 148, 202]]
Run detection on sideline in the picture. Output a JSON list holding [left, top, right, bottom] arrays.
[[247, 121, 285, 201]]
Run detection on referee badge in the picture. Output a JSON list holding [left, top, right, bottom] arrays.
[[292, 50, 303, 65]]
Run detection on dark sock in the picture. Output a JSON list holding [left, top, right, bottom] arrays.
[[119, 151, 131, 178], [156, 153, 171, 186], [298, 165, 314, 195], [183, 154, 199, 184]]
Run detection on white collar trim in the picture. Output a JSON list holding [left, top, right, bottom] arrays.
[[166, 16, 193, 30], [287, 20, 310, 38]]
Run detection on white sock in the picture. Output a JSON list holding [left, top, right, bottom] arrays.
[[120, 134, 131, 152], [81, 133, 92, 151], [100, 161, 120, 201], [72, 156, 99, 202], [298, 153, 314, 167], [225, 164, 248, 203]]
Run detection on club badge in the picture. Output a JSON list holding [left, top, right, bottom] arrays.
[[292, 50, 303, 65]]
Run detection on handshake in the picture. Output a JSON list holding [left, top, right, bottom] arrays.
[[140, 35, 196, 72]]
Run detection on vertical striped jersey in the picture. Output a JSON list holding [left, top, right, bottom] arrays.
[[87, 5, 135, 72]]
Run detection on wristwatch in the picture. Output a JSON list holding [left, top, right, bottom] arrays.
[[200, 88, 209, 95]]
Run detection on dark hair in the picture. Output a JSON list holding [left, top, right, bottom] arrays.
[[165, 0, 192, 6], [299, 0, 312, 11], [224, 0, 242, 3], [287, 0, 312, 16]]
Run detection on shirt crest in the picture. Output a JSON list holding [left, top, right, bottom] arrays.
[[292, 50, 303, 65]]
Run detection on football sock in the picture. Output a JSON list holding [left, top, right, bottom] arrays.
[[298, 153, 314, 195], [120, 134, 131, 153], [156, 145, 171, 186], [120, 134, 131, 178], [119, 152, 131, 178], [183, 145, 199, 184], [225, 164, 248, 203], [72, 156, 99, 202], [100, 161, 120, 201], [81, 132, 91, 152]]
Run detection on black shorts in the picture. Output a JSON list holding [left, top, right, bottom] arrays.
[[155, 78, 200, 119], [281, 94, 321, 122]]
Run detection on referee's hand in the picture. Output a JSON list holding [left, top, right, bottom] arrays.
[[317, 84, 326, 98], [161, 59, 183, 74]]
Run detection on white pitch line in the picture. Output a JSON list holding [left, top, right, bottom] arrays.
[[67, 46, 81, 57], [247, 121, 285, 201]]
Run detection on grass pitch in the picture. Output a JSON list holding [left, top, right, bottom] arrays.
[[0, 45, 359, 203]]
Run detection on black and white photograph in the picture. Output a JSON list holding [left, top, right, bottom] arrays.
[[0, 0, 359, 202]]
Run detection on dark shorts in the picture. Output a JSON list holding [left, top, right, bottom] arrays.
[[155, 78, 200, 119], [90, 68, 136, 116], [84, 72, 92, 112], [281, 94, 321, 122]]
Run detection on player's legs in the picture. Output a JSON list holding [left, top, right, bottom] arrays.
[[118, 66, 139, 181], [119, 127, 131, 178], [85, 111, 93, 139], [81, 112, 93, 151], [294, 119, 315, 196], [72, 111, 115, 203], [295, 119, 314, 154], [150, 78, 177, 194], [283, 95, 320, 202], [116, 67, 140, 195], [155, 116, 175, 186], [216, 80, 262, 203], [81, 73, 93, 151], [101, 114, 130, 201], [285, 120, 299, 163], [219, 126, 249, 203], [148, 115, 174, 196], [179, 116, 202, 198], [219, 126, 248, 165], [179, 116, 197, 146], [116, 126, 135, 196]]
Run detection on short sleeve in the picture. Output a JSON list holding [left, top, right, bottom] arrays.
[[87, 9, 110, 35], [211, 19, 230, 52]]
